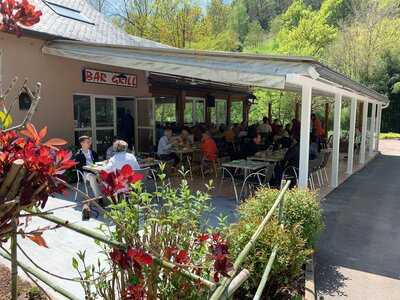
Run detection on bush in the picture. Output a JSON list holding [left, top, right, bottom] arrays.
[[227, 188, 323, 299], [379, 132, 400, 139]]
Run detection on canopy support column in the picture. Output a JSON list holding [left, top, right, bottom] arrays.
[[331, 94, 342, 188], [324, 102, 330, 140], [298, 85, 312, 188], [359, 101, 368, 164], [226, 96, 232, 125], [347, 97, 357, 175], [375, 104, 382, 151], [369, 103, 376, 157]]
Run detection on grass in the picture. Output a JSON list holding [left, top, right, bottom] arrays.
[[380, 132, 400, 139]]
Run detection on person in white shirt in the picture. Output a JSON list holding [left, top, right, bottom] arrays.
[[105, 140, 141, 172], [157, 128, 180, 166], [258, 117, 272, 134]]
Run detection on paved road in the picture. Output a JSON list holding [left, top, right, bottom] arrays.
[[315, 140, 400, 300]]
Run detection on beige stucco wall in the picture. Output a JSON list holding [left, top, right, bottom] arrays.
[[0, 32, 151, 144]]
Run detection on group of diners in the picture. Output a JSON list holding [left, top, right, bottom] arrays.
[[155, 112, 326, 186], [74, 136, 141, 206]]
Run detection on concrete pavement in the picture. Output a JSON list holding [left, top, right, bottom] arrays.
[[315, 140, 400, 300]]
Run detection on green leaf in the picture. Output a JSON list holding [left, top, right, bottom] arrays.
[[72, 257, 79, 270]]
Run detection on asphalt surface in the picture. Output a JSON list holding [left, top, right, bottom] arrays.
[[315, 140, 400, 300]]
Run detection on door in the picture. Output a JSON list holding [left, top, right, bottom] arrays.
[[135, 97, 155, 154], [93, 96, 116, 157]]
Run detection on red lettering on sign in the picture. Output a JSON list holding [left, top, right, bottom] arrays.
[[85, 70, 93, 81]]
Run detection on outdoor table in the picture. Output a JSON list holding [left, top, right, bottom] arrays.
[[83, 159, 161, 173], [221, 159, 270, 179]]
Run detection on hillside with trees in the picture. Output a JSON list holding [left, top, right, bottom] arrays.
[[91, 0, 400, 132]]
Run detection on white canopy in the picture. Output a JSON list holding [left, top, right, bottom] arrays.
[[42, 40, 388, 104]]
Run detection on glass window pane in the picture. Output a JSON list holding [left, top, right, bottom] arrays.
[[216, 100, 227, 124], [96, 129, 115, 158], [184, 101, 193, 124], [137, 100, 153, 127], [137, 128, 154, 154], [73, 95, 91, 129], [231, 101, 243, 124], [95, 98, 114, 127], [194, 100, 205, 123], [156, 102, 176, 123]]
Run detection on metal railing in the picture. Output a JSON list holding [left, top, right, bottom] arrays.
[[0, 180, 291, 300]]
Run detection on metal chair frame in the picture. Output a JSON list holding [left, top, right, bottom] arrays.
[[239, 165, 274, 200]]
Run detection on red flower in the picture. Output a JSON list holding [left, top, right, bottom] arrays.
[[209, 235, 233, 282], [127, 248, 153, 266], [0, 0, 42, 36], [99, 164, 143, 197], [196, 233, 209, 244], [123, 284, 145, 300], [110, 248, 130, 270], [176, 250, 190, 264]]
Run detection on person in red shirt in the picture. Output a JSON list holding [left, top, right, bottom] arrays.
[[200, 130, 218, 162], [312, 113, 325, 138]]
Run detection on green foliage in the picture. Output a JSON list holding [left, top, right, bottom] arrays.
[[227, 187, 323, 298], [379, 132, 400, 140], [74, 170, 219, 299]]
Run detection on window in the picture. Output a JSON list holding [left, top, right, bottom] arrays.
[[44, 1, 94, 24], [231, 101, 243, 124], [210, 99, 227, 125], [185, 97, 205, 125], [155, 97, 177, 124]]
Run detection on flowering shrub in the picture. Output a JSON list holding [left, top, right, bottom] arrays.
[[73, 169, 233, 300], [0, 0, 42, 36], [0, 123, 76, 242]]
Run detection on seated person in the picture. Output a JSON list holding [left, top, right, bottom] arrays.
[[73, 136, 101, 198], [273, 139, 300, 187], [200, 130, 218, 162], [244, 133, 264, 158], [178, 128, 194, 148], [223, 125, 236, 143], [309, 134, 319, 160], [105, 140, 141, 172], [106, 136, 118, 159], [157, 128, 180, 166]]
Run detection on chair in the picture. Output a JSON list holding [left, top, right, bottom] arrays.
[[219, 166, 239, 204], [318, 149, 332, 185], [75, 169, 89, 202], [201, 158, 219, 179], [137, 167, 158, 193], [239, 165, 274, 200], [281, 166, 298, 188], [308, 158, 321, 190]]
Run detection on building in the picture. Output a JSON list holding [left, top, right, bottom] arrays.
[[1, 0, 388, 188], [1, 0, 249, 156]]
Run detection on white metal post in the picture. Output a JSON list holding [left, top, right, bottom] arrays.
[[375, 104, 382, 151], [298, 85, 312, 189], [369, 103, 376, 157], [331, 94, 342, 188], [347, 97, 357, 175], [359, 101, 368, 164]]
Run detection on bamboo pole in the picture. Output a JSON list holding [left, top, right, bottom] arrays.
[[254, 182, 287, 300], [253, 245, 278, 300], [223, 269, 250, 299], [31, 211, 217, 290], [11, 219, 18, 300], [0, 247, 80, 300], [210, 180, 291, 300]]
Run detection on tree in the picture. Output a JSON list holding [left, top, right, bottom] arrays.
[[229, 0, 250, 46], [269, 0, 343, 58], [326, 0, 400, 82]]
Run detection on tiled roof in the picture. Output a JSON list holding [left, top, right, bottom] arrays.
[[26, 0, 169, 48]]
